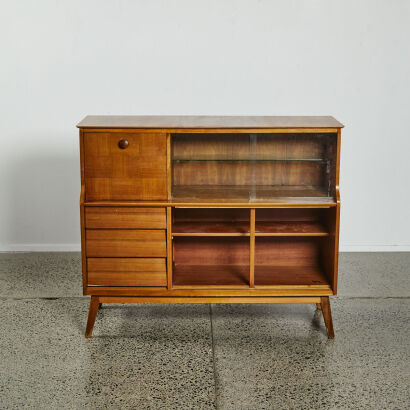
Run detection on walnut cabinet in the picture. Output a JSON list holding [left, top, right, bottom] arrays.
[[77, 116, 343, 338]]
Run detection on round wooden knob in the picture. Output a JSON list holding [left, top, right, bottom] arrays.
[[118, 139, 129, 149]]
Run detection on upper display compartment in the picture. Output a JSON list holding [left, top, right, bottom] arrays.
[[171, 133, 338, 204]]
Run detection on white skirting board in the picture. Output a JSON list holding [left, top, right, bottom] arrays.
[[0, 244, 81, 252], [340, 244, 410, 252]]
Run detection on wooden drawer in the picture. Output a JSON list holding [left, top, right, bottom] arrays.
[[86, 230, 166, 257], [85, 207, 166, 229], [87, 258, 166, 286], [84, 132, 167, 200]]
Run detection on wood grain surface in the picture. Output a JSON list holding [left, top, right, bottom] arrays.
[[78, 115, 344, 129]]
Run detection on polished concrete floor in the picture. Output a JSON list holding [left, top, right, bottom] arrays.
[[0, 252, 409, 409]]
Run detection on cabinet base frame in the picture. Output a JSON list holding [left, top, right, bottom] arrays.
[[85, 295, 334, 339]]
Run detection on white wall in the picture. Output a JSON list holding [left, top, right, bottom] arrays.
[[1, 0, 410, 251]]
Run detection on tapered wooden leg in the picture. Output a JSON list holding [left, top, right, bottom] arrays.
[[316, 303, 322, 310], [320, 296, 335, 339], [85, 296, 100, 338]]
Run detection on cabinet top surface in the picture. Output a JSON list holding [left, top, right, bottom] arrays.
[[77, 115, 344, 129]]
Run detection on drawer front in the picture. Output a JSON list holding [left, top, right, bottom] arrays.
[[85, 207, 166, 229], [84, 132, 167, 201], [87, 258, 166, 286], [86, 230, 166, 257]]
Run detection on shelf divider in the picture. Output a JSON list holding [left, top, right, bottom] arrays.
[[250, 208, 255, 288], [167, 207, 173, 290]]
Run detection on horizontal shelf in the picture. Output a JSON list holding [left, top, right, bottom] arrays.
[[173, 158, 327, 162], [255, 265, 330, 288], [255, 222, 328, 236], [173, 222, 249, 236], [172, 264, 331, 289], [173, 233, 249, 237], [172, 222, 327, 236], [172, 185, 334, 204], [173, 264, 250, 288]]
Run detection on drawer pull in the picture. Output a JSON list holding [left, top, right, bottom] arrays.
[[118, 139, 129, 149]]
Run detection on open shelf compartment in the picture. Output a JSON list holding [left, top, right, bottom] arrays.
[[172, 208, 330, 236], [255, 208, 329, 236], [172, 208, 249, 236], [170, 208, 336, 291], [172, 237, 250, 288], [254, 237, 331, 288]]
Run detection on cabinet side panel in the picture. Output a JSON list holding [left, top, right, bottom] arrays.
[[320, 202, 339, 293], [79, 129, 87, 293], [333, 129, 341, 293], [334, 200, 340, 293], [167, 133, 171, 200]]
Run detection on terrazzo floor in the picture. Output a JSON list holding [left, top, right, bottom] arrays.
[[0, 252, 409, 409]]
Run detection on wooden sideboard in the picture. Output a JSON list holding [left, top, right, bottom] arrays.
[[77, 116, 343, 338]]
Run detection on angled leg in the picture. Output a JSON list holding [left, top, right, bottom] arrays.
[[85, 296, 100, 338], [320, 296, 335, 339], [316, 302, 322, 310]]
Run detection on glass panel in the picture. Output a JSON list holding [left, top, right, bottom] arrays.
[[171, 133, 337, 203], [172, 134, 251, 161]]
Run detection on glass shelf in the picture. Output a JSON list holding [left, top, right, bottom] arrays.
[[172, 185, 334, 203]]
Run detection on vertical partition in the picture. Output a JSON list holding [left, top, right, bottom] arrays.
[[166, 207, 173, 290], [250, 208, 255, 287]]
